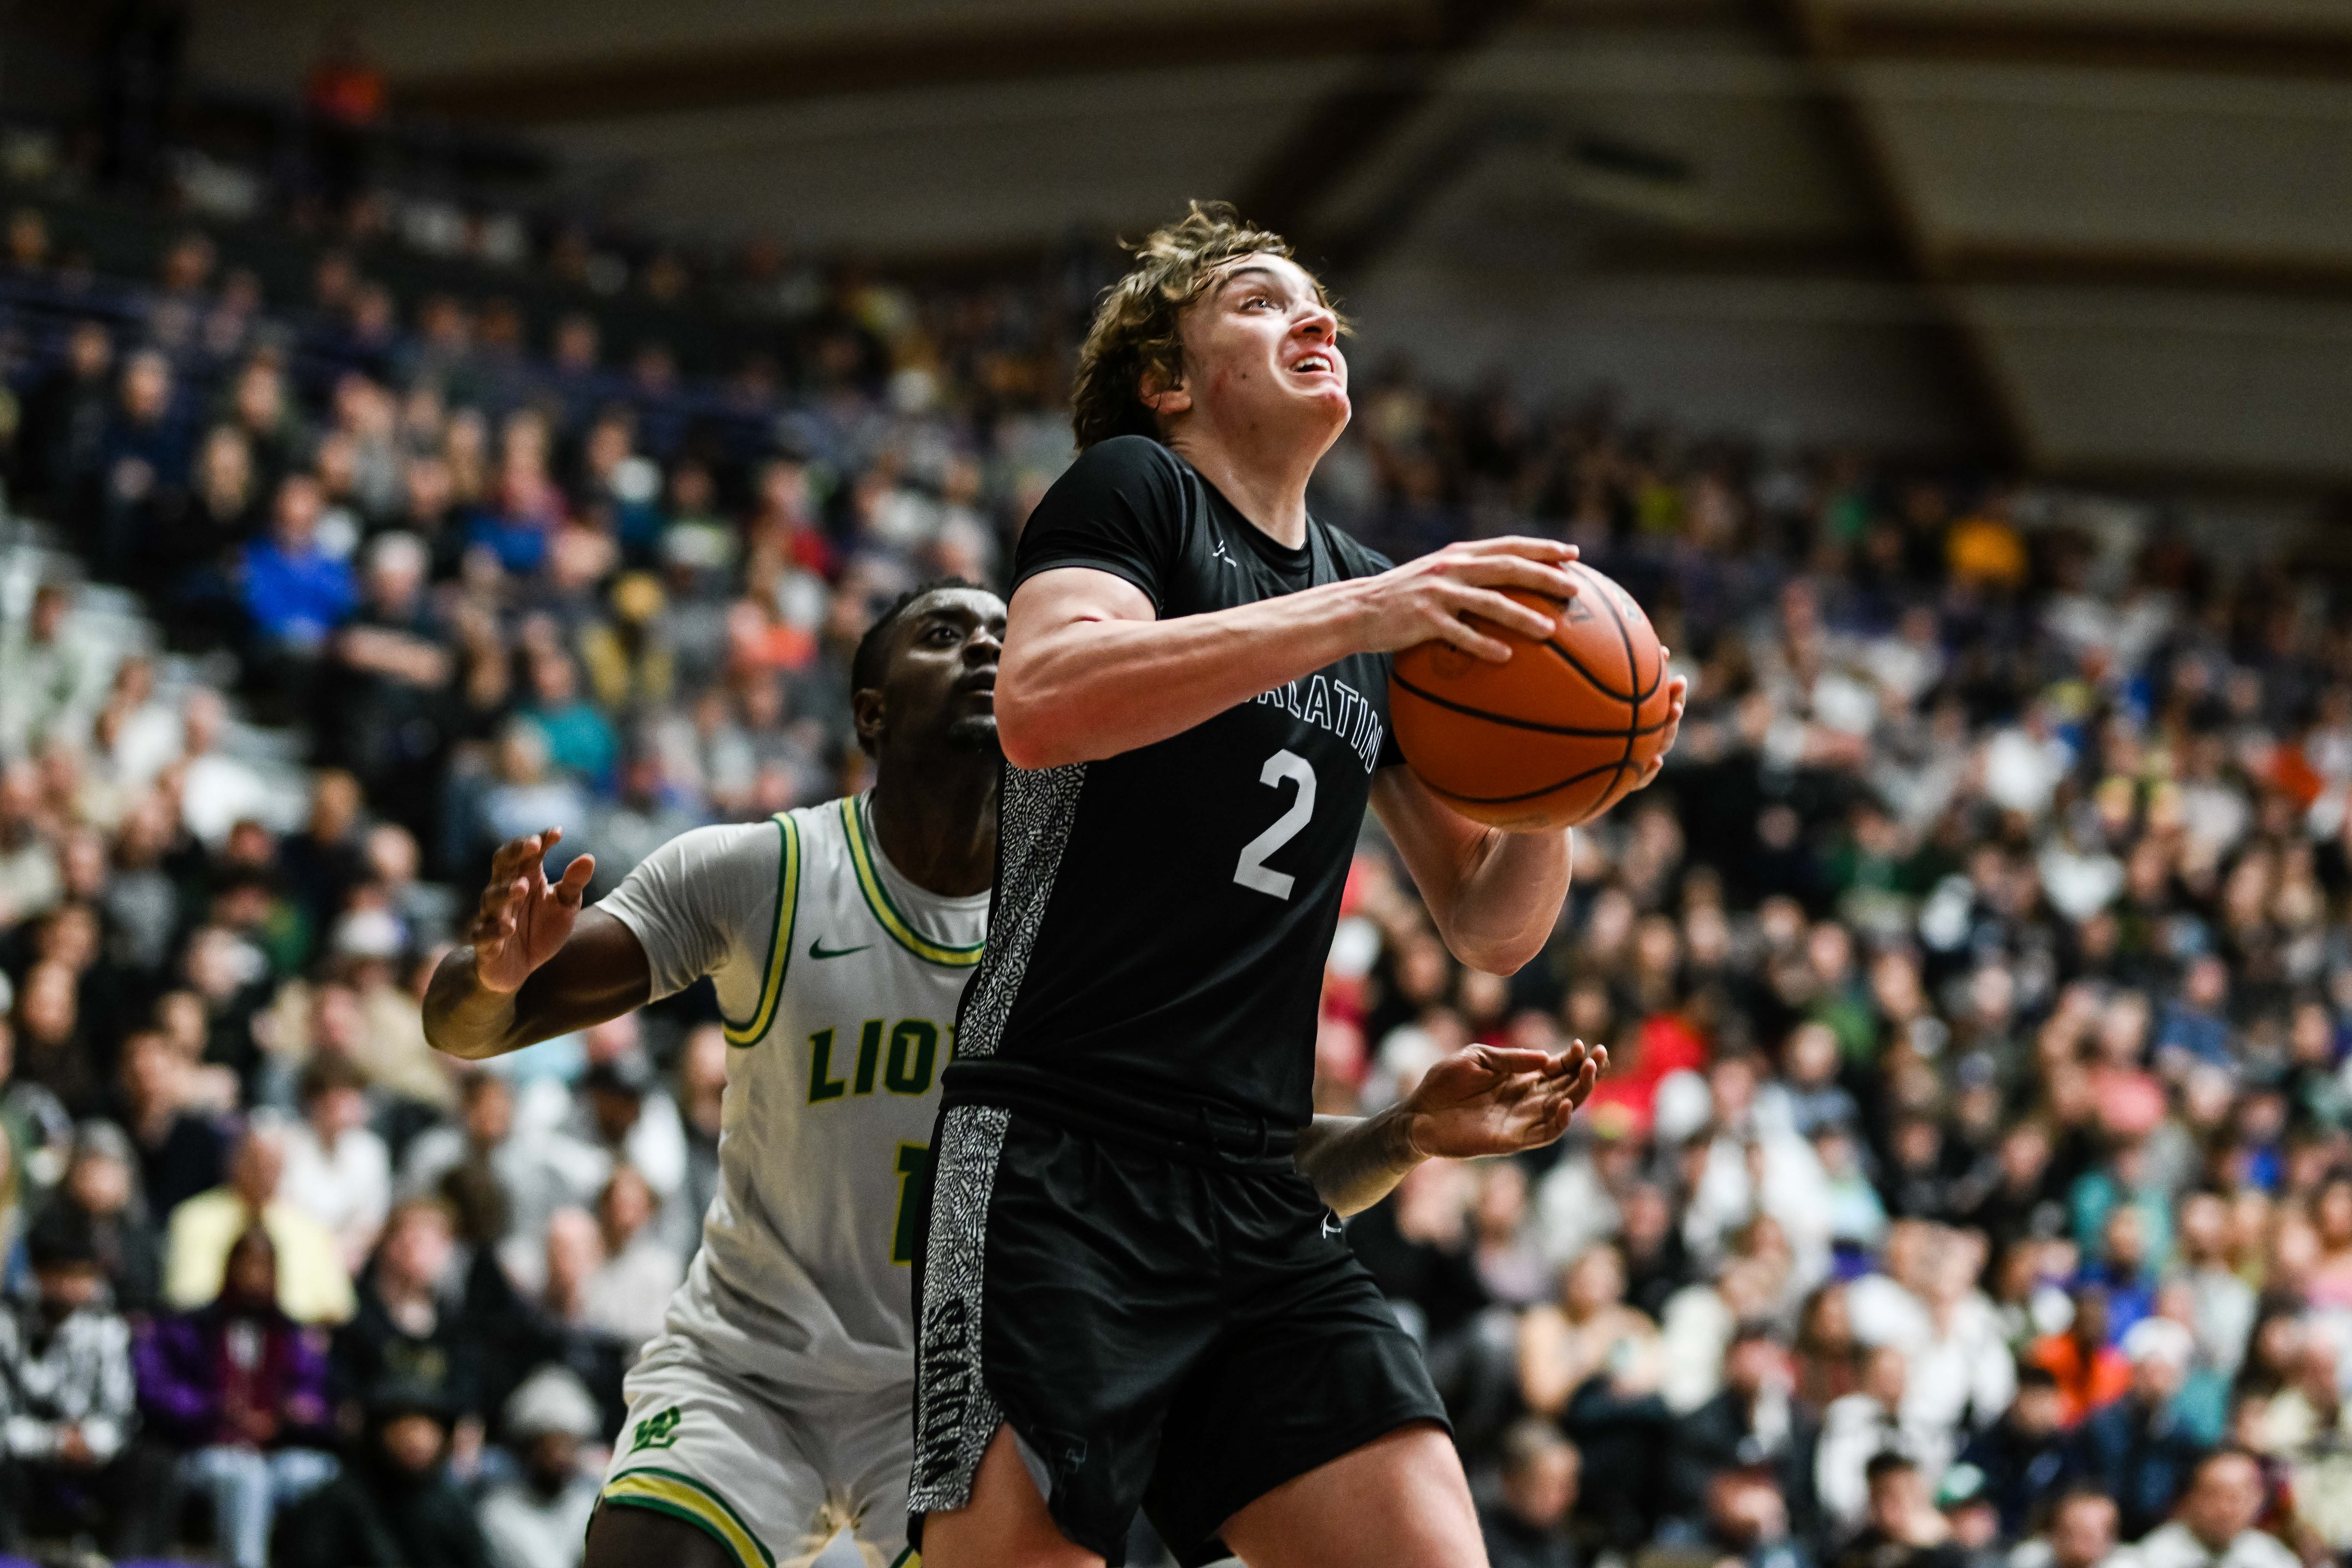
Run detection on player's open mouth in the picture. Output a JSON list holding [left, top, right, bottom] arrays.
[[1289, 354, 1334, 377]]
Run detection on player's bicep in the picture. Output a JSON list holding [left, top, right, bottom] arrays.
[[1007, 566, 1159, 640]]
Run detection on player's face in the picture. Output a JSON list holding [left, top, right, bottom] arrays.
[[1171, 253, 1348, 446], [873, 588, 1007, 756]]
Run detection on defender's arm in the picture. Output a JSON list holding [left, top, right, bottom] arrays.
[[1294, 1041, 1605, 1217], [424, 829, 652, 1060]]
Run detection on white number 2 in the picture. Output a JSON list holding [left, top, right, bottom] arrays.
[[1233, 749, 1317, 900]]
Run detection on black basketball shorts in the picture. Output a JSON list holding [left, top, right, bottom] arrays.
[[906, 1102, 1450, 1567]]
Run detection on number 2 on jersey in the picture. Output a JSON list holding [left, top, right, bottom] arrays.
[[1233, 749, 1317, 900]]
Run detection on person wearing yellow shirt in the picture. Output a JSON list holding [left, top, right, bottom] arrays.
[[164, 1120, 355, 1325]]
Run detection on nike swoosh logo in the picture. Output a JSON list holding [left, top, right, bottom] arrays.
[[808, 938, 873, 960], [1321, 1215, 1343, 1239]]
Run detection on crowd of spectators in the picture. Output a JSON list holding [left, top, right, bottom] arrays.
[[0, 191, 2343, 1568]]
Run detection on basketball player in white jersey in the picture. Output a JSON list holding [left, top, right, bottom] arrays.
[[426, 581, 1005, 1568], [425, 578, 1607, 1568]]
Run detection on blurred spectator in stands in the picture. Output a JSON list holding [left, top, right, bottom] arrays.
[[278, 768, 367, 942], [584, 1164, 679, 1353], [53, 1119, 161, 1315], [0, 760, 63, 929], [1519, 1243, 1657, 1420], [2125, 1450, 2292, 1568], [1833, 1452, 1967, 1568], [98, 346, 189, 584], [323, 532, 451, 819], [2073, 1318, 2204, 1540], [275, 1382, 493, 1568], [0, 1015, 72, 1200], [1481, 1418, 1580, 1568], [476, 1365, 602, 1568], [2030, 1287, 2132, 1428], [2247, 1336, 2352, 1555], [1820, 1344, 1936, 1533], [224, 357, 305, 496], [136, 1226, 337, 1567], [281, 1055, 391, 1271], [1707, 1465, 1815, 1568], [1961, 1366, 2074, 1542], [520, 648, 618, 793], [331, 1198, 484, 1438], [0, 1205, 146, 1553], [524, 1206, 629, 1434], [477, 722, 589, 867], [16, 320, 114, 523], [1935, 1465, 2004, 1568], [400, 1071, 602, 1254], [240, 472, 357, 723], [2009, 1489, 2120, 1568], [17, 956, 98, 1114], [165, 1118, 353, 1323], [116, 1027, 231, 1215], [1669, 1320, 1820, 1541], [0, 581, 104, 759], [162, 423, 264, 645]]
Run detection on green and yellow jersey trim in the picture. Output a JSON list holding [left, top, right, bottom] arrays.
[[842, 795, 984, 970], [599, 1467, 775, 1568], [722, 812, 802, 1046]]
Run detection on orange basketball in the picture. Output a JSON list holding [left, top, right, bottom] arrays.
[[1390, 561, 1671, 831]]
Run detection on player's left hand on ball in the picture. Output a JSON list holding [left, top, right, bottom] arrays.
[[1400, 1039, 1609, 1160], [1633, 662, 1689, 791]]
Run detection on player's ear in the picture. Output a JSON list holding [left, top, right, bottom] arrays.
[[1138, 363, 1191, 419], [851, 687, 887, 752]]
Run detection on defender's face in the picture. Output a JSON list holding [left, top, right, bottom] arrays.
[[870, 588, 1007, 755], [1173, 253, 1348, 441]]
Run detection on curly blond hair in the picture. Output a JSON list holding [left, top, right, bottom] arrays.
[[1069, 201, 1342, 450]]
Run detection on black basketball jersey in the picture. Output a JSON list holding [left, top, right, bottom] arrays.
[[950, 435, 1401, 1129]]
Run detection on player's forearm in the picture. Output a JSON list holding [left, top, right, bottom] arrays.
[[1295, 1106, 1425, 1217], [1436, 828, 1572, 975], [998, 580, 1375, 768], [421, 949, 529, 1059], [1373, 770, 1572, 975]]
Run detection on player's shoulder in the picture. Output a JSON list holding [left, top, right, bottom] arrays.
[[1040, 435, 1188, 512], [1314, 516, 1395, 581]]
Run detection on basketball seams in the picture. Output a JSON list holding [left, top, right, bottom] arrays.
[[1577, 563, 1643, 818], [1390, 671, 1677, 740], [1426, 757, 1630, 806], [1391, 562, 1668, 828]]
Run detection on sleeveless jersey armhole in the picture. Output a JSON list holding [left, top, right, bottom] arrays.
[[721, 812, 802, 1046]]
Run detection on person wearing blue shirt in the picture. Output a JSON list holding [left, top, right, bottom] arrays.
[[242, 474, 357, 651]]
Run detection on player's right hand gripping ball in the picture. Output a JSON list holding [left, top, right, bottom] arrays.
[[1391, 561, 1672, 832]]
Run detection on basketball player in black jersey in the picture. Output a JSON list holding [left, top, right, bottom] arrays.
[[911, 203, 1686, 1568]]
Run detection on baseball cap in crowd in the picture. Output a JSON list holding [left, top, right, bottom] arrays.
[[503, 1365, 603, 1443], [2121, 1317, 2195, 1369]]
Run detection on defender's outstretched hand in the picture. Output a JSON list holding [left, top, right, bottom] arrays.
[[1399, 1039, 1608, 1160], [467, 828, 596, 996]]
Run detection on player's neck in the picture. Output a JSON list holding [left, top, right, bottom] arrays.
[[1166, 426, 1319, 550], [867, 760, 998, 898]]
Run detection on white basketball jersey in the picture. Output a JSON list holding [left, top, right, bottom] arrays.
[[597, 792, 987, 1395]]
